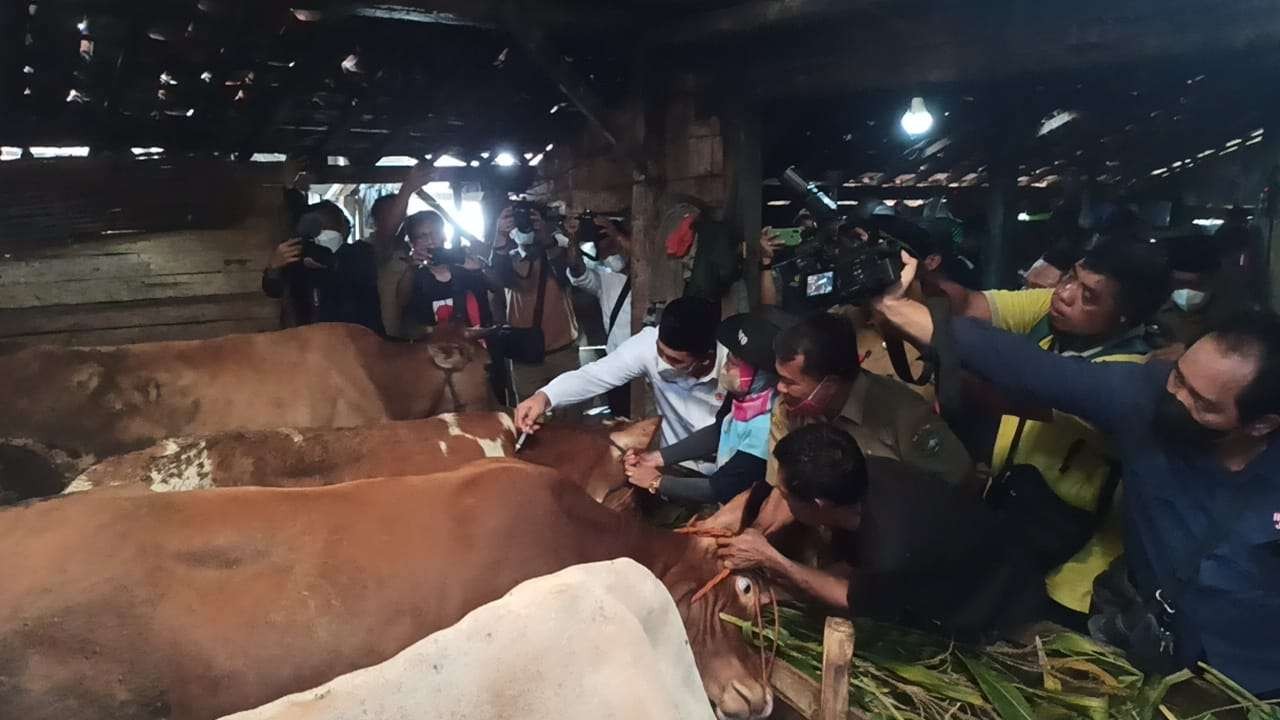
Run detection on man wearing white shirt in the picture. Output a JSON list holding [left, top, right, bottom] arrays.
[[514, 297, 725, 473], [566, 218, 633, 354]]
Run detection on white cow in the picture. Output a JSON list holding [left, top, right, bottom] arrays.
[[220, 558, 717, 720]]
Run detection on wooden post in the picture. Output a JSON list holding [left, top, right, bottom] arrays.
[[723, 99, 763, 312], [984, 153, 1018, 289], [818, 617, 855, 720]]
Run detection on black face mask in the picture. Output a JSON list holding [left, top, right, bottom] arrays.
[[1150, 392, 1230, 451]]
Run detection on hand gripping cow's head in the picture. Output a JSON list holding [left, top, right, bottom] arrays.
[[659, 536, 775, 720]]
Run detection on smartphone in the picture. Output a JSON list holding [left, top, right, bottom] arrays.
[[772, 227, 805, 247]]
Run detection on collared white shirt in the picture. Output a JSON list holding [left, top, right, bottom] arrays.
[[540, 326, 727, 474], [568, 264, 632, 353]]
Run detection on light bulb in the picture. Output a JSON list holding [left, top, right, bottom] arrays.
[[901, 97, 933, 137]]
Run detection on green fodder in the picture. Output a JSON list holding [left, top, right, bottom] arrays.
[[721, 606, 1279, 720]]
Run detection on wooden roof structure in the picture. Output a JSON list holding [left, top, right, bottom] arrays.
[[2, 0, 1277, 195]]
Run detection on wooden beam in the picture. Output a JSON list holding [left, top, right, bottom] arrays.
[[743, 0, 1280, 98], [646, 0, 886, 47], [501, 2, 649, 179], [339, 1, 628, 30]]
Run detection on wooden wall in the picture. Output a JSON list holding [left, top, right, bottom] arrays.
[[0, 160, 284, 347]]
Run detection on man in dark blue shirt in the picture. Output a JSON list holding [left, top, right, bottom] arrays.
[[874, 253, 1280, 696]]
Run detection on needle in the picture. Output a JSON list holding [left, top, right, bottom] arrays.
[[514, 431, 530, 453]]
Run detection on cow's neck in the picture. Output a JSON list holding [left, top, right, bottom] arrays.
[[627, 528, 717, 593]]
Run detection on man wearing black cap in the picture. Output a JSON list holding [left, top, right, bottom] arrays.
[[514, 297, 725, 473], [625, 312, 785, 503], [1154, 232, 1227, 349]]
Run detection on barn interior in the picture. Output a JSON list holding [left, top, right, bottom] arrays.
[[3, 0, 1280, 717], [2, 0, 1275, 345]]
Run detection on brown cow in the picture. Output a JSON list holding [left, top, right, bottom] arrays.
[[0, 460, 774, 720], [0, 323, 491, 501], [67, 413, 656, 511]]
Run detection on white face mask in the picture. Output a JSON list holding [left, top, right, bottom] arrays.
[[313, 229, 345, 252], [603, 254, 627, 273], [656, 356, 686, 384], [1171, 288, 1209, 312], [511, 228, 537, 247]]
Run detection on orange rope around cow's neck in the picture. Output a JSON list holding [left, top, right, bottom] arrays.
[[690, 567, 731, 604]]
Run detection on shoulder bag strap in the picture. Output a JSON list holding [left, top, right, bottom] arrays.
[[607, 276, 632, 337], [531, 253, 551, 331]]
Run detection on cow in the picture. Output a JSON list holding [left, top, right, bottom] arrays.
[[67, 413, 657, 512], [0, 459, 774, 720], [0, 323, 491, 501], [222, 559, 717, 720]]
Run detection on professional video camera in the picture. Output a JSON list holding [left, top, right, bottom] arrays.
[[770, 166, 906, 307]]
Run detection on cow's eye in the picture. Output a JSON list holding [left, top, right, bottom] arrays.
[[735, 576, 754, 595]]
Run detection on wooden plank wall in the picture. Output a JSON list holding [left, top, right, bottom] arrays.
[[0, 160, 284, 347]]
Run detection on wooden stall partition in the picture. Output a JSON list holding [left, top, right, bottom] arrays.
[[0, 160, 284, 347]]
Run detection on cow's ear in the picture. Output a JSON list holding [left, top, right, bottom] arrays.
[[608, 417, 662, 451]]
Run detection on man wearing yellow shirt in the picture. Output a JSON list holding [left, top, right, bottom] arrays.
[[932, 239, 1170, 618]]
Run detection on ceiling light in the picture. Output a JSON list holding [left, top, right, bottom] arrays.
[[528, 153, 545, 167], [76, 17, 89, 33], [1, 147, 24, 161], [545, 143, 555, 152], [249, 152, 286, 162], [494, 152, 518, 167], [901, 97, 933, 137], [469, 160, 480, 167], [1193, 218, 1225, 227], [131, 146, 165, 156], [766, 200, 790, 206]]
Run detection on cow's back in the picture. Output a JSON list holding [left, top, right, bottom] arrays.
[[0, 460, 642, 720], [0, 325, 388, 457]]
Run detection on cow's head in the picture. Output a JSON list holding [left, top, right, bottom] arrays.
[[421, 326, 496, 413], [655, 536, 774, 720], [515, 417, 659, 513]]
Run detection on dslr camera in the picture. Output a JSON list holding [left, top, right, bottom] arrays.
[[772, 166, 906, 307]]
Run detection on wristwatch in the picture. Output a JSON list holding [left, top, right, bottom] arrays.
[[647, 475, 661, 495]]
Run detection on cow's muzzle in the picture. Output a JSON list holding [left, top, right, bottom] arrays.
[[712, 681, 773, 720]]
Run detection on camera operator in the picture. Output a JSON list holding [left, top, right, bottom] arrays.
[[874, 252, 1280, 697], [263, 201, 380, 331], [565, 214, 633, 416], [889, 239, 1170, 621], [566, 215, 632, 353], [491, 203, 581, 406], [395, 211, 499, 336], [371, 163, 434, 339]]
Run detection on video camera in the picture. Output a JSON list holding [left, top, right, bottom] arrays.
[[772, 166, 906, 307]]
